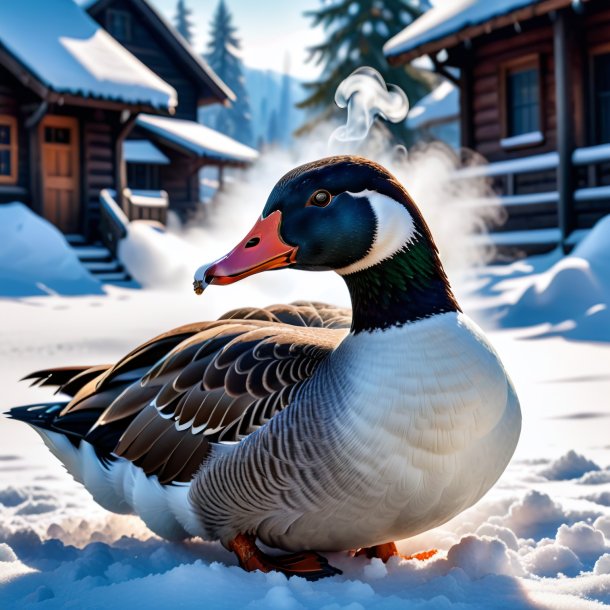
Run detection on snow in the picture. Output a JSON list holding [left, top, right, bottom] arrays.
[[3, 198, 610, 607], [540, 451, 601, 481], [483, 228, 561, 247], [472, 214, 610, 342], [0, 0, 176, 111], [406, 80, 458, 129], [384, 0, 545, 60], [125, 189, 169, 209], [573, 144, 610, 165], [575, 185, 610, 201], [124, 141, 170, 165], [136, 114, 259, 163], [0, 203, 103, 297], [500, 131, 544, 149], [456, 152, 559, 179]]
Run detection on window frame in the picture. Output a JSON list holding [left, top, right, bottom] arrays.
[[588, 43, 610, 146], [499, 54, 545, 149], [106, 9, 133, 43], [0, 115, 18, 185]]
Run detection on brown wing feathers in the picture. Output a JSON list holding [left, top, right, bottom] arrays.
[[25, 302, 350, 485]]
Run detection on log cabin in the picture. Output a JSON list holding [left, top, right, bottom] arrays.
[[0, 0, 257, 263], [84, 0, 257, 222], [385, 0, 610, 257], [0, 0, 176, 237]]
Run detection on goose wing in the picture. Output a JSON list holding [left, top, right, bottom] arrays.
[[21, 302, 350, 485]]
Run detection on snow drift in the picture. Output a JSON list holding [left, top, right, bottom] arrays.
[[0, 203, 103, 297], [489, 215, 610, 340]]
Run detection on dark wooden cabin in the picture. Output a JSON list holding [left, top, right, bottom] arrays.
[[0, 0, 176, 237], [385, 0, 610, 257], [86, 0, 257, 220]]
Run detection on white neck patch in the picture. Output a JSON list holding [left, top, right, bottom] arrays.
[[336, 189, 416, 276]]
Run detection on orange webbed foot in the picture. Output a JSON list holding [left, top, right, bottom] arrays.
[[228, 533, 342, 580], [356, 542, 437, 563]]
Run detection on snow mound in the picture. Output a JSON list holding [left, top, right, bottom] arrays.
[[577, 466, 610, 486], [0, 203, 103, 297], [445, 535, 515, 579], [493, 215, 610, 340], [540, 451, 601, 481], [0, 487, 27, 508], [524, 543, 583, 577], [594, 554, 610, 575], [497, 490, 567, 539], [0, 543, 17, 563], [555, 523, 607, 565], [571, 215, 610, 269]]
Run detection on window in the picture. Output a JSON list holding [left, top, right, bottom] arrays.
[[506, 65, 540, 137], [106, 9, 132, 42], [593, 52, 610, 144], [0, 115, 17, 184], [44, 126, 71, 144]]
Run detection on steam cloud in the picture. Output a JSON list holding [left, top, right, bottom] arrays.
[[330, 66, 409, 146], [133, 65, 503, 313]]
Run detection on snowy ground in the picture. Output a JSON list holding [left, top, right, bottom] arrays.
[[3, 217, 610, 608]]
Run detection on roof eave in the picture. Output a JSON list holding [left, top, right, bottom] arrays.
[[86, 0, 235, 104], [0, 21, 175, 114], [385, 0, 583, 66]]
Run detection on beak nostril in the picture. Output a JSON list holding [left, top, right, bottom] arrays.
[[245, 237, 260, 249]]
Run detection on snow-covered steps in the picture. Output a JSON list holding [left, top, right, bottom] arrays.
[[66, 235, 137, 288]]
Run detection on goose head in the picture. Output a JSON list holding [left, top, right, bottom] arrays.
[[194, 155, 459, 332]]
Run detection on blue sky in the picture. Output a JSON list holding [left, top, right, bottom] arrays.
[[151, 0, 448, 79]]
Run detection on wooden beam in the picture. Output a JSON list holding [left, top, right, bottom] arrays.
[[386, 0, 585, 66], [553, 8, 575, 252], [459, 48, 474, 150], [114, 114, 138, 212]]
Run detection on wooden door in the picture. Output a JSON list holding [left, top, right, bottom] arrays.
[[40, 116, 80, 233]]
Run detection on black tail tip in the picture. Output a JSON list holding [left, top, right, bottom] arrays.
[[6, 403, 65, 425]]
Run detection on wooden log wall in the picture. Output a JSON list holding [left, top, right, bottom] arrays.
[[92, 0, 200, 120], [470, 17, 557, 162]]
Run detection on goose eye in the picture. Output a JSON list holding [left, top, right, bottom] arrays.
[[309, 190, 332, 207]]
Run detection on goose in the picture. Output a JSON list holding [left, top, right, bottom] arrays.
[[9, 155, 521, 580]]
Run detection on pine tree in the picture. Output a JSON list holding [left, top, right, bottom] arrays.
[[278, 54, 292, 147], [267, 109, 279, 146], [298, 0, 433, 141], [173, 0, 194, 45], [204, 0, 253, 146]]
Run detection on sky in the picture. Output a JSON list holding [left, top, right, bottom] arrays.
[[152, 0, 325, 79], [151, 0, 451, 80]]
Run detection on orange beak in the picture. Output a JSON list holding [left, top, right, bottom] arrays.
[[193, 210, 297, 293]]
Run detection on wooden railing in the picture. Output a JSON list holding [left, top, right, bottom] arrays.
[[99, 189, 129, 257], [124, 189, 169, 225], [455, 144, 610, 253]]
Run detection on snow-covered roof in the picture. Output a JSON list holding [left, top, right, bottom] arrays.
[[136, 115, 259, 164], [407, 80, 459, 129], [0, 0, 176, 110], [83, 0, 234, 105], [124, 140, 170, 165], [384, 0, 577, 62]]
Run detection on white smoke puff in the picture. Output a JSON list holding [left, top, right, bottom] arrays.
[[330, 66, 408, 145]]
